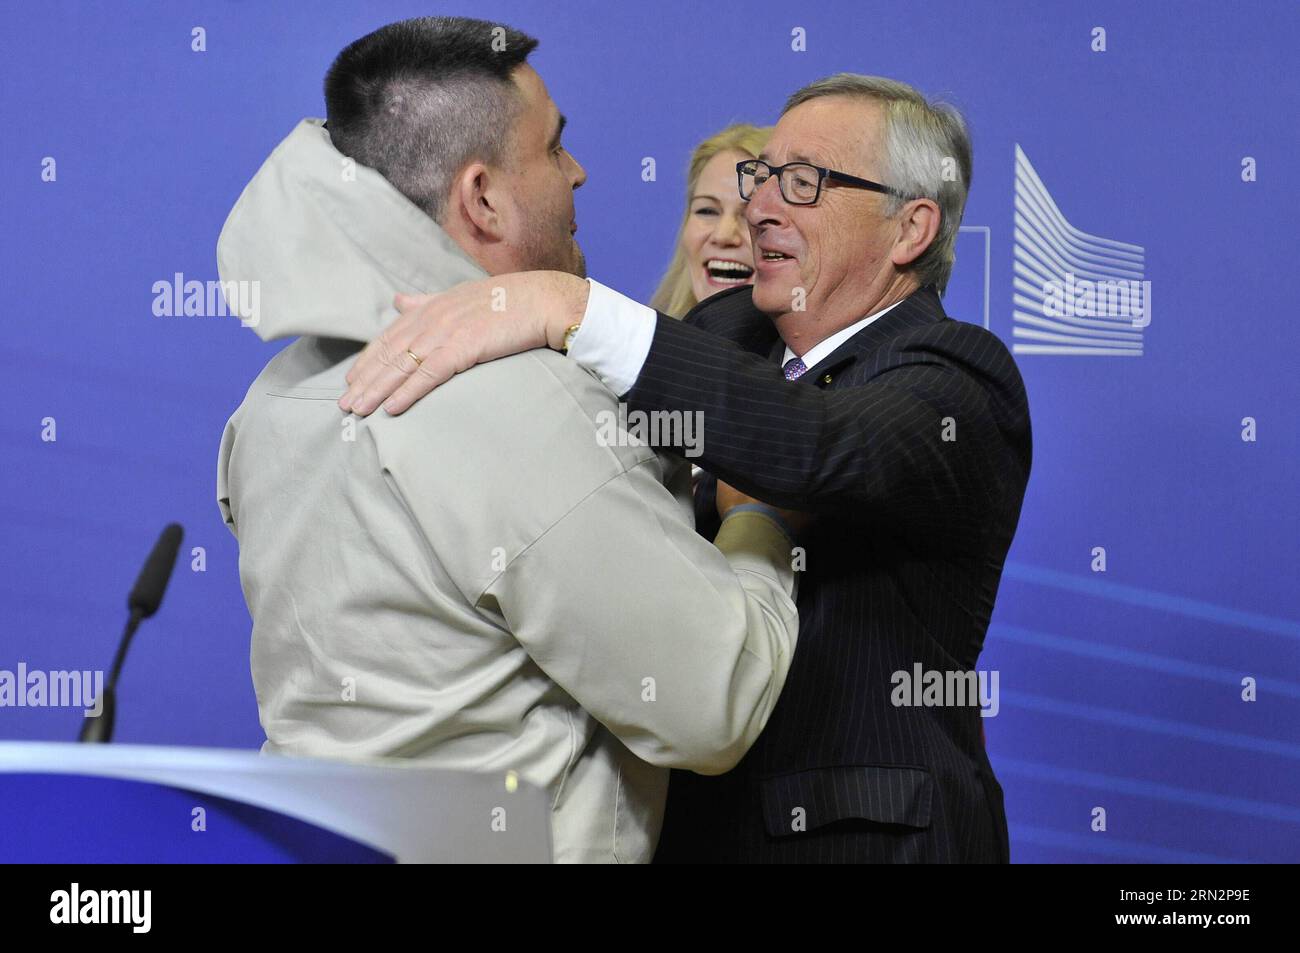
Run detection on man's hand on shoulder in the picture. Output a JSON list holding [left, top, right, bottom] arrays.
[[339, 271, 589, 416]]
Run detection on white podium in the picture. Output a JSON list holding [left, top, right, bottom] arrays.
[[0, 741, 553, 863]]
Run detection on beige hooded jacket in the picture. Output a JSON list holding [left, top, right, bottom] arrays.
[[216, 119, 797, 862]]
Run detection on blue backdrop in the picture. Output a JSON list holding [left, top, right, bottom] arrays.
[[3, 0, 1296, 863]]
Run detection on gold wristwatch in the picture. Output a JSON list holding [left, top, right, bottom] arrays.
[[561, 323, 582, 354]]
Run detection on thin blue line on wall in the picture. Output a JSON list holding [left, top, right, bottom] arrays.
[[1003, 691, 1300, 760], [990, 623, 1300, 699], [1003, 562, 1300, 640], [998, 757, 1300, 824]]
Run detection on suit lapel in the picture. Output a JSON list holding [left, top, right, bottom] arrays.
[[699, 284, 949, 383], [764, 286, 948, 384], [800, 286, 948, 383]]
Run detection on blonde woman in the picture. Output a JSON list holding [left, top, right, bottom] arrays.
[[650, 123, 771, 317]]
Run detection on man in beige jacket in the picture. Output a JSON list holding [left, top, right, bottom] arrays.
[[216, 17, 798, 862]]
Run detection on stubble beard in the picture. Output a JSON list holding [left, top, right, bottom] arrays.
[[516, 207, 586, 278]]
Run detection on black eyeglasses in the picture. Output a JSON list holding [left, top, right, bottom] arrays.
[[736, 158, 915, 206]]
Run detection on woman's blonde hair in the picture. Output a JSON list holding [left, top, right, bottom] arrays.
[[649, 123, 772, 317]]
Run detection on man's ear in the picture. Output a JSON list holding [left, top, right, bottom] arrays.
[[889, 197, 941, 269], [451, 161, 507, 242]]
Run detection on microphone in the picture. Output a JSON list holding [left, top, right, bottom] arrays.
[[79, 523, 184, 743]]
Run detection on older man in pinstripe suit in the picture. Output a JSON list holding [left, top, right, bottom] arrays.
[[344, 73, 1031, 863]]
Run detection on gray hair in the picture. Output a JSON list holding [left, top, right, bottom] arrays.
[[783, 74, 972, 293], [325, 17, 539, 223]]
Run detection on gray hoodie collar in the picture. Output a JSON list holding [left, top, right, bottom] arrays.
[[217, 118, 486, 343]]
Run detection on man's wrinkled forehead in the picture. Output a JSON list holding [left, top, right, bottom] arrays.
[[763, 96, 883, 174]]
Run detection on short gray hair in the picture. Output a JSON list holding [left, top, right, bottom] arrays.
[[783, 74, 972, 293], [325, 17, 539, 223]]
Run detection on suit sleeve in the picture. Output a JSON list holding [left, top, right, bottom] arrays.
[[625, 311, 1014, 545]]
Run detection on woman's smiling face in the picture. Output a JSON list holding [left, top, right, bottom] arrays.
[[682, 149, 756, 304]]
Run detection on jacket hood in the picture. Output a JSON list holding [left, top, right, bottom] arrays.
[[216, 118, 486, 342]]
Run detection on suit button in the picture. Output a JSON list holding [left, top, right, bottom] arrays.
[[822, 374, 833, 384]]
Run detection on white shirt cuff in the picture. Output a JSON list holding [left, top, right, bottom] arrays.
[[566, 278, 657, 397]]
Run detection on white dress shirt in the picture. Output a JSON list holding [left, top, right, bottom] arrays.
[[780, 300, 902, 372], [566, 279, 658, 396], [569, 279, 901, 394]]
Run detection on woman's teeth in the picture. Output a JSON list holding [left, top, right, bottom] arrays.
[[705, 259, 755, 284]]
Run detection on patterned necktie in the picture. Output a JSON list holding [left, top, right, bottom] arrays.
[[783, 356, 808, 380]]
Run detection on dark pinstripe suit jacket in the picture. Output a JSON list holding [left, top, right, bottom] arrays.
[[630, 283, 1032, 863]]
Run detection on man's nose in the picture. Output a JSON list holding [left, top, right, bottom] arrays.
[[568, 152, 588, 189], [745, 176, 785, 228]]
